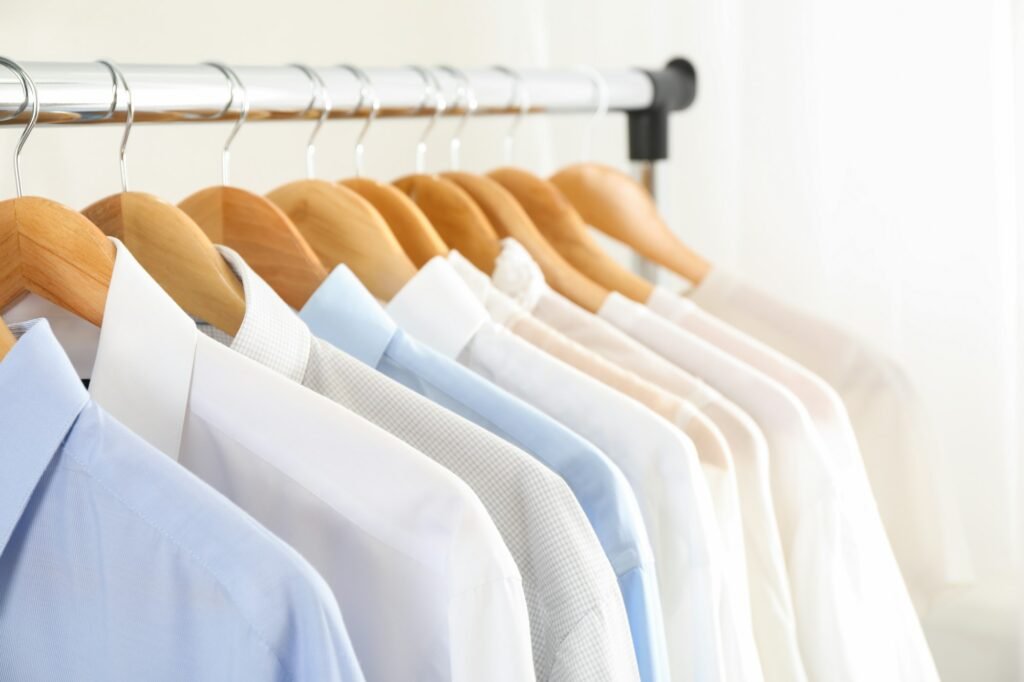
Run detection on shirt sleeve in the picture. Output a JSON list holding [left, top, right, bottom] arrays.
[[448, 574, 537, 681], [546, 601, 642, 682]]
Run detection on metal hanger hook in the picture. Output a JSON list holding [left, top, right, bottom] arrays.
[[492, 65, 530, 165], [204, 62, 249, 186], [0, 57, 39, 197], [437, 65, 477, 171], [576, 65, 609, 161], [336, 65, 379, 178], [96, 60, 134, 192], [291, 64, 332, 179], [408, 66, 446, 173]]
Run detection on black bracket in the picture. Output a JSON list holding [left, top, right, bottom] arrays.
[[627, 58, 697, 161]]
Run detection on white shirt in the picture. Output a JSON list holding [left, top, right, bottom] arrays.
[[203, 246, 628, 682], [492, 239, 807, 682], [596, 289, 940, 682], [387, 255, 762, 682], [7, 239, 535, 682], [676, 269, 972, 605]]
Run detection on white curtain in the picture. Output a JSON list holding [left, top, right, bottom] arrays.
[[2, 0, 1021, 677]]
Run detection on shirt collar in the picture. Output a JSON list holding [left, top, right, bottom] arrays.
[[0, 319, 89, 556], [5, 239, 198, 458], [202, 246, 311, 383], [490, 237, 550, 311], [446, 250, 526, 325], [299, 264, 399, 368], [385, 256, 489, 359]]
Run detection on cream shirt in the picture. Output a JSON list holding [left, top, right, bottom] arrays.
[[596, 289, 939, 682], [677, 270, 972, 606]]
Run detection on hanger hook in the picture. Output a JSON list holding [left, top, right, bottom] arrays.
[[336, 65, 379, 178], [492, 65, 530, 165], [96, 60, 134, 192], [204, 62, 249, 186], [408, 66, 446, 173], [437, 65, 477, 171], [0, 57, 39, 197], [291, 64, 332, 179], [576, 65, 609, 161]]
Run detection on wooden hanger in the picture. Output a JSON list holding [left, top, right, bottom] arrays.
[[341, 178, 448, 267], [383, 66, 499, 273], [331, 65, 449, 268], [82, 61, 246, 336], [84, 192, 246, 335], [0, 60, 115, 337], [393, 174, 501, 273], [2, 197, 116, 328], [181, 186, 327, 310], [267, 180, 417, 301], [0, 315, 14, 361], [263, 65, 417, 301], [488, 167, 654, 302], [179, 63, 326, 310], [551, 163, 710, 284], [441, 172, 609, 313]]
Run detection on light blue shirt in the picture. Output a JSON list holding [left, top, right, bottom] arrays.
[[0, 320, 365, 682], [301, 266, 671, 682]]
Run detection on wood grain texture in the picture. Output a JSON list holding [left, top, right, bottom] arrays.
[[393, 174, 501, 274], [341, 178, 448, 267], [0, 196, 115, 327], [488, 167, 654, 302], [180, 186, 327, 309], [267, 179, 417, 301], [442, 172, 609, 313], [83, 191, 246, 336], [551, 163, 710, 284]]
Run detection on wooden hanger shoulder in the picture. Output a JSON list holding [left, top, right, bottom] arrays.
[[83, 191, 246, 336], [180, 185, 327, 310], [488, 167, 654, 302], [1, 196, 115, 327], [393, 174, 501, 273], [0, 314, 13, 360], [551, 163, 710, 283], [267, 179, 417, 301], [441, 171, 608, 313], [341, 177, 448, 267]]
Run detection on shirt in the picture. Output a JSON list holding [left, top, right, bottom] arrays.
[[386, 255, 765, 682], [597, 289, 940, 682], [492, 238, 807, 682], [648, 285, 952, 604], [446, 250, 760, 677], [6, 239, 532, 682], [0, 320, 362, 681], [204, 246, 631, 682], [676, 269, 972, 604], [301, 264, 666, 682]]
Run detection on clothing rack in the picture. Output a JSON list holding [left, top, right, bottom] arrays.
[[0, 58, 696, 272]]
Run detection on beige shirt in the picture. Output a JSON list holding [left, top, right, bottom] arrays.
[[672, 271, 972, 606], [596, 289, 938, 682]]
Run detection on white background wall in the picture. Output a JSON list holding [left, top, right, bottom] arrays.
[[2, 0, 1021, 677]]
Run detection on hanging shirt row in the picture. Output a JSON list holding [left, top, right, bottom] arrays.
[[0, 129, 957, 679]]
